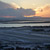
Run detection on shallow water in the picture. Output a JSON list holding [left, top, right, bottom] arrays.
[[0, 23, 50, 27], [0, 23, 50, 48]]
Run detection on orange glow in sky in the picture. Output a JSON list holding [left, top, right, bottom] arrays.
[[2, 16, 16, 18], [24, 15, 34, 17], [35, 4, 50, 17]]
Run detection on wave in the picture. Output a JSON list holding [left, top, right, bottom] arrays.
[[0, 26, 50, 48]]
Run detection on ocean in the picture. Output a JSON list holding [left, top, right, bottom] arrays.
[[0, 23, 50, 27], [0, 23, 50, 49]]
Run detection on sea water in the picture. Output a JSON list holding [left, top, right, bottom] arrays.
[[0, 23, 50, 27], [0, 23, 50, 48]]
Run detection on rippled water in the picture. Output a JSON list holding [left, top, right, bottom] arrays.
[[0, 23, 50, 48]]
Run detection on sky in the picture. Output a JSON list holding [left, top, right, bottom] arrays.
[[0, 0, 50, 9], [0, 0, 50, 18]]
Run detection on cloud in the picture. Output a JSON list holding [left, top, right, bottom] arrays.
[[0, 1, 12, 9], [10, 2, 20, 9], [18, 8, 35, 17], [0, 8, 35, 18], [0, 1, 20, 9], [0, 1, 35, 18], [35, 4, 50, 17], [43, 4, 50, 10]]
